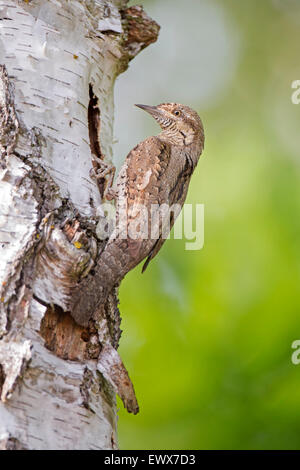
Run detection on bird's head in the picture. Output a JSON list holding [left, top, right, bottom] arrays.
[[135, 102, 204, 150]]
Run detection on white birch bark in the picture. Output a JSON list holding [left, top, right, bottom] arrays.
[[0, 0, 159, 450]]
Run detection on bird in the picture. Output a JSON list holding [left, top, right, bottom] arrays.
[[70, 103, 205, 326]]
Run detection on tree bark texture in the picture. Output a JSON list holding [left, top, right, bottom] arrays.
[[0, 0, 159, 450]]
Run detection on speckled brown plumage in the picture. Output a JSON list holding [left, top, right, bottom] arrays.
[[70, 103, 205, 326]]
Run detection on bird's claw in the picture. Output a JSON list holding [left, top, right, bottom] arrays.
[[90, 157, 116, 201]]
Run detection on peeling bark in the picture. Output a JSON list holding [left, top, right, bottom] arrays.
[[0, 0, 159, 450]]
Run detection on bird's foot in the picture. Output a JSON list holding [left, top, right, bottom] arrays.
[[90, 157, 116, 200]]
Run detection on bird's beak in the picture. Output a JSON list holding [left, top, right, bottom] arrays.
[[135, 104, 162, 119]]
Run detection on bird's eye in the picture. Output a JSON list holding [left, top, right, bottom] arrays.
[[174, 110, 181, 116]]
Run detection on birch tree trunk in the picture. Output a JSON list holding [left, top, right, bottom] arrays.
[[0, 0, 159, 450]]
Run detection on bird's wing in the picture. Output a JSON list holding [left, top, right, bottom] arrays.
[[124, 136, 171, 207], [141, 212, 175, 273], [141, 155, 193, 272], [115, 136, 172, 264]]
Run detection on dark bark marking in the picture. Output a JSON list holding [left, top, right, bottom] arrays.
[[88, 83, 105, 198], [0, 363, 5, 398]]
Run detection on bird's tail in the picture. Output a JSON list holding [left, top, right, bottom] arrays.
[[70, 237, 137, 326]]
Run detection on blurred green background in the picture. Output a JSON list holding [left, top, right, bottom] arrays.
[[113, 0, 300, 449]]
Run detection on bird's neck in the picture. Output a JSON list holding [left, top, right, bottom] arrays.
[[158, 132, 182, 146], [158, 130, 202, 152]]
